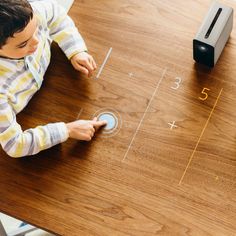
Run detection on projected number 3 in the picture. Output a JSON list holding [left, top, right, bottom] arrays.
[[171, 77, 182, 90]]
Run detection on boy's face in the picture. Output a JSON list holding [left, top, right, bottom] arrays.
[[0, 15, 39, 59]]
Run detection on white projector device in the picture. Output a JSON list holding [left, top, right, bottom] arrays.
[[193, 2, 233, 67]]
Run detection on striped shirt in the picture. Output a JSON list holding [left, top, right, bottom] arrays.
[[0, 0, 87, 157]]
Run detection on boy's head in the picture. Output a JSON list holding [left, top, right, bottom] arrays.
[[0, 0, 39, 59]]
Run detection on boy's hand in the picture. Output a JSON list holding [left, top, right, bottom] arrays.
[[66, 117, 107, 141], [70, 52, 97, 77]]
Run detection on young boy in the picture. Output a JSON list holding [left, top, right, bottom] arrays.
[[0, 0, 107, 158]]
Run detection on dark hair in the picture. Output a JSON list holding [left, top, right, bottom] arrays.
[[0, 0, 33, 48]]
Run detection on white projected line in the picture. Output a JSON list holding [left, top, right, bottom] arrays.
[[76, 108, 83, 119], [122, 67, 167, 162], [95, 47, 113, 79]]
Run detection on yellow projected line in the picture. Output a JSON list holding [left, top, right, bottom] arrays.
[[179, 88, 223, 185]]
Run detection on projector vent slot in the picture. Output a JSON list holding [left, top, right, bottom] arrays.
[[205, 8, 222, 39]]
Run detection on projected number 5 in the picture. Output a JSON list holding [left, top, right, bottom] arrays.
[[199, 87, 210, 101]]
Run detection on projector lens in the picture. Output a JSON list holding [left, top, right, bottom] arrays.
[[193, 40, 214, 67], [198, 45, 207, 52]]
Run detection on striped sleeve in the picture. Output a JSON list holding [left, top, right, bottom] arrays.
[[0, 93, 69, 158], [36, 0, 87, 59]]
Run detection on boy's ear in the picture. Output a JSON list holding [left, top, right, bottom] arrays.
[[0, 46, 6, 57], [0, 42, 8, 52]]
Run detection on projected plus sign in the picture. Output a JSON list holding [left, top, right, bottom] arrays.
[[128, 72, 134, 77], [168, 121, 178, 130]]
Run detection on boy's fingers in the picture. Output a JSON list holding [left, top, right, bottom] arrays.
[[92, 120, 108, 129], [80, 60, 94, 72], [89, 57, 97, 70], [73, 63, 89, 75], [92, 60, 97, 70]]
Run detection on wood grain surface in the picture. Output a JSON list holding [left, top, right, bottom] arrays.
[[0, 0, 236, 235]]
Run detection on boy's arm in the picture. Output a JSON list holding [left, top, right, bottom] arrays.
[[33, 0, 96, 76], [41, 0, 87, 59], [0, 94, 69, 158]]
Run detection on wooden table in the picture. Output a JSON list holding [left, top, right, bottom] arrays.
[[0, 0, 236, 235]]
